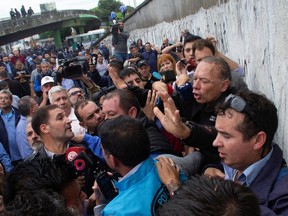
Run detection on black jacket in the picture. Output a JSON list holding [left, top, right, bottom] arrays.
[[138, 111, 174, 155], [0, 107, 20, 156], [181, 88, 236, 165]]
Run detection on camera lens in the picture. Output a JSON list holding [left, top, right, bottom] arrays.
[[74, 159, 86, 171]]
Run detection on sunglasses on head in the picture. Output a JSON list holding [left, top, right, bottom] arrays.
[[224, 94, 263, 131]]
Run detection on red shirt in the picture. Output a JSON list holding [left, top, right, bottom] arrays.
[[10, 54, 25, 65]]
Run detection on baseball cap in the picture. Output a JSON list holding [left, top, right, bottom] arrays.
[[137, 59, 149, 68], [41, 76, 54, 87]]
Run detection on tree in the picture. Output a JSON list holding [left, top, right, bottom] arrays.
[[91, 0, 122, 22], [39, 27, 71, 41]]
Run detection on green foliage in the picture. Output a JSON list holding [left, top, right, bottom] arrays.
[[39, 32, 53, 39], [98, 0, 122, 11], [39, 27, 71, 40], [39, 0, 136, 41], [126, 5, 134, 12], [91, 0, 134, 22], [60, 27, 72, 39]]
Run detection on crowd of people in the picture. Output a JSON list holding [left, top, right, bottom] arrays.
[[0, 19, 286, 216], [10, 5, 34, 20]]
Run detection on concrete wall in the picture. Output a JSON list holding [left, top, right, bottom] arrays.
[[122, 0, 288, 159]]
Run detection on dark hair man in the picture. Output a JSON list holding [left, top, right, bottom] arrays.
[[74, 100, 105, 136], [102, 89, 173, 157], [73, 100, 105, 161], [206, 91, 288, 215], [111, 20, 130, 63], [119, 65, 146, 89], [156, 175, 260, 216], [30, 104, 74, 159], [0, 71, 26, 98], [3, 158, 86, 215], [93, 116, 186, 215], [137, 59, 161, 90], [127, 44, 144, 67], [2, 55, 14, 80], [0, 90, 21, 165], [142, 42, 161, 72], [73, 89, 173, 160]]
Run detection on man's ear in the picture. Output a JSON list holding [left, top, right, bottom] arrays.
[[253, 131, 267, 150], [128, 106, 137, 118], [40, 124, 49, 134], [220, 80, 230, 92], [109, 154, 120, 169]]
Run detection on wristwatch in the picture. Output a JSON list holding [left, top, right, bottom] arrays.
[[180, 121, 195, 141], [184, 120, 195, 130]]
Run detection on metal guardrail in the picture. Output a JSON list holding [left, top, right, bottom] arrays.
[[0, 10, 99, 36]]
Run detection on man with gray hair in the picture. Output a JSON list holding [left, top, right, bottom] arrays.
[[48, 86, 86, 135]]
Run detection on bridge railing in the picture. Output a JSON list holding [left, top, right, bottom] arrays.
[[0, 10, 98, 37]]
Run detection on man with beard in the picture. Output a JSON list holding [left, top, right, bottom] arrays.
[[73, 100, 105, 160], [29, 103, 96, 206], [29, 104, 75, 160], [67, 87, 86, 107], [142, 42, 161, 72], [25, 119, 43, 153], [111, 20, 129, 63]]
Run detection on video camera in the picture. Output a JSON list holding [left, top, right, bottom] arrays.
[[57, 56, 87, 79], [111, 24, 119, 34], [160, 70, 176, 83], [92, 85, 116, 107]]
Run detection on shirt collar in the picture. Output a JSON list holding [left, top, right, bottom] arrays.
[[44, 143, 69, 159], [0, 107, 15, 117], [223, 146, 274, 186], [118, 161, 143, 182]]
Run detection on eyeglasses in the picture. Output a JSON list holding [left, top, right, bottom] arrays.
[[70, 90, 84, 96], [224, 94, 263, 130]]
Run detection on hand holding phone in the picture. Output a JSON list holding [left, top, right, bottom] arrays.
[[95, 170, 118, 201]]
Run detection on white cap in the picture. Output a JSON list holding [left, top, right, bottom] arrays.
[[41, 76, 54, 87]]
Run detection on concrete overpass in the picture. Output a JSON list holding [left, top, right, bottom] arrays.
[[0, 10, 101, 48]]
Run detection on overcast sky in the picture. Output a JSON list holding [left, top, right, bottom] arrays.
[[0, 0, 144, 19]]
